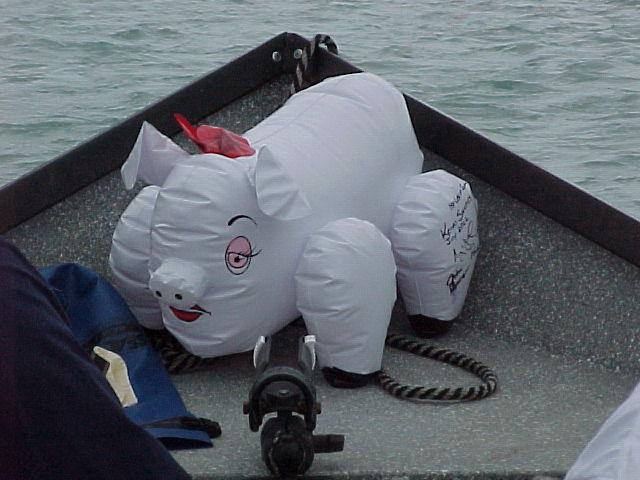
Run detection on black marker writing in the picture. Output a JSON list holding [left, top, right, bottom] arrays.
[[447, 266, 470, 293], [443, 182, 478, 294], [449, 182, 469, 209]]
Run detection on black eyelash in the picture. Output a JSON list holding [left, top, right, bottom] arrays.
[[231, 249, 262, 259]]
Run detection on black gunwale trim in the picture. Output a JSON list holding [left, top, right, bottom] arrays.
[[0, 33, 295, 233], [3, 32, 640, 268]]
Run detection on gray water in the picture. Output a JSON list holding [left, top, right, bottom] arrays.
[[2, 1, 639, 218]]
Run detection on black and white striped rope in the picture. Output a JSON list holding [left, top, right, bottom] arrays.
[[150, 329, 498, 402], [290, 34, 338, 96], [377, 333, 498, 402], [147, 329, 217, 374]]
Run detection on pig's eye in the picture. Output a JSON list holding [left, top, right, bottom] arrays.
[[225, 236, 259, 275]]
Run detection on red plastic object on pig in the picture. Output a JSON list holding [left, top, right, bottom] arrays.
[[174, 113, 255, 158]]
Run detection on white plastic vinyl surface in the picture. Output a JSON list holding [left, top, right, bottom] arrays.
[[121, 122, 190, 190], [390, 170, 479, 320], [109, 185, 163, 329], [565, 381, 640, 480], [295, 218, 396, 375], [110, 72, 475, 368]]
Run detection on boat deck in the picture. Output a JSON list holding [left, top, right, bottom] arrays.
[[7, 75, 640, 479]]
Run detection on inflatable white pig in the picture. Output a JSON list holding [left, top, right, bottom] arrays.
[[110, 72, 479, 385]]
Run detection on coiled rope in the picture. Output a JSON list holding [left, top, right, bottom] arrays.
[[147, 329, 217, 374], [290, 34, 338, 96], [377, 333, 498, 402], [152, 329, 498, 402]]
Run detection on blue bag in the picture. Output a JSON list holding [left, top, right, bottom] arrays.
[[40, 263, 219, 449]]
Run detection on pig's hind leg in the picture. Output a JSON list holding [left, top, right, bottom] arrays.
[[295, 218, 397, 388], [389, 170, 479, 338], [110, 185, 164, 329]]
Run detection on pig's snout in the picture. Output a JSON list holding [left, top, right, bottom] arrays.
[[149, 258, 209, 309]]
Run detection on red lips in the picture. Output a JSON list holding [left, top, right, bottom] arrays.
[[169, 304, 209, 322]]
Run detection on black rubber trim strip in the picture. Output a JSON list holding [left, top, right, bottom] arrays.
[[0, 33, 291, 233], [301, 47, 640, 268]]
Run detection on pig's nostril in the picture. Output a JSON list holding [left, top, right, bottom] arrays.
[[155, 291, 162, 297], [175, 294, 183, 300]]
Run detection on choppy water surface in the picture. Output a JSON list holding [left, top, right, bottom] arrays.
[[1, 1, 639, 216]]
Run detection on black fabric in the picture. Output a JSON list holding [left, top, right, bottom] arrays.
[[0, 237, 190, 480], [408, 314, 453, 338], [321, 367, 374, 388], [142, 416, 222, 439]]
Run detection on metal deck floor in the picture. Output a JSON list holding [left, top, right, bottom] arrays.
[[168, 314, 635, 479], [7, 75, 640, 479]]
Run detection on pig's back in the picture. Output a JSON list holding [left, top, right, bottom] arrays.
[[244, 72, 423, 235]]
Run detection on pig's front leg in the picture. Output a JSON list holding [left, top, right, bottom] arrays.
[[110, 186, 164, 329], [294, 218, 397, 388], [390, 170, 479, 338]]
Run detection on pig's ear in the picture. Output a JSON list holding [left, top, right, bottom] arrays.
[[121, 122, 190, 190], [254, 146, 311, 221]]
